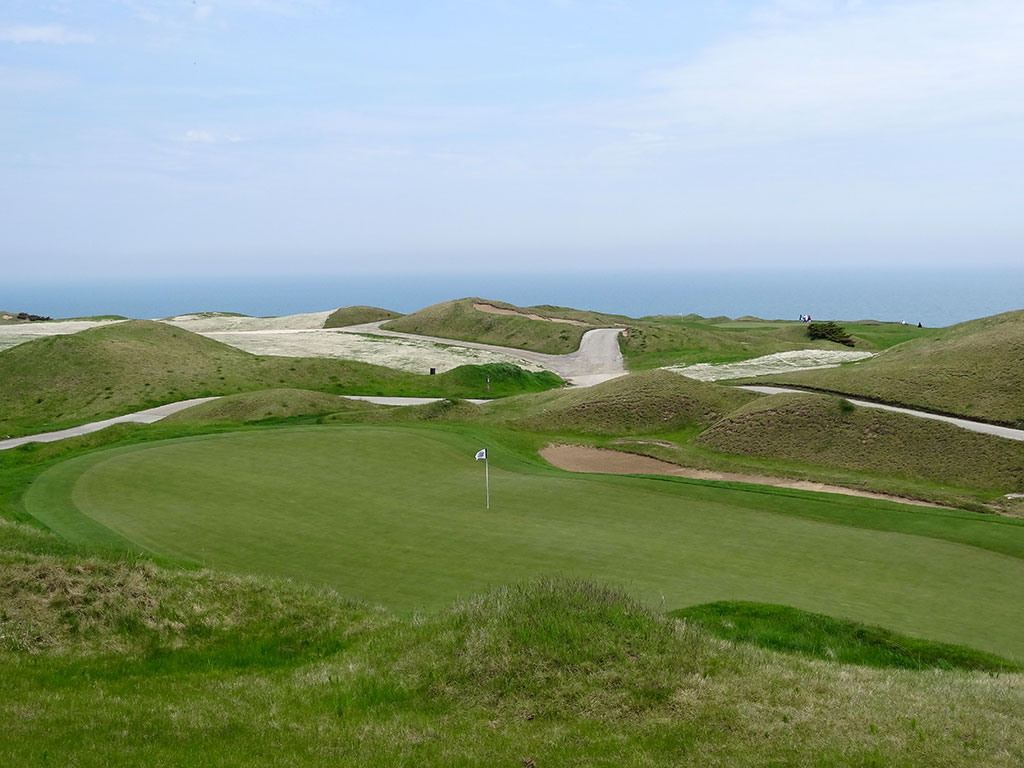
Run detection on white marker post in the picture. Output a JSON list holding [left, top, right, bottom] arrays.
[[475, 448, 489, 509]]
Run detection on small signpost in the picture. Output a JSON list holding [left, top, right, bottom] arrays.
[[475, 448, 489, 509]]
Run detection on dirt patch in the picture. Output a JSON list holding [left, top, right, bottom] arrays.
[[539, 444, 949, 509], [473, 303, 591, 327]]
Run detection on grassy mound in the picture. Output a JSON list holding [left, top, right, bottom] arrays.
[[323, 305, 402, 328], [693, 392, 1023, 493], [0, 321, 563, 436], [486, 369, 756, 434], [762, 309, 1024, 425], [163, 388, 351, 423], [3, 523, 1024, 767], [674, 601, 1021, 672], [381, 297, 609, 354], [621, 316, 935, 370]]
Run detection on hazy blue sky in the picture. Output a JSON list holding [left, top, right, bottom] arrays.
[[3, 0, 1022, 279]]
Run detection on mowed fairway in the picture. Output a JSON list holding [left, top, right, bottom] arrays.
[[26, 425, 1024, 657]]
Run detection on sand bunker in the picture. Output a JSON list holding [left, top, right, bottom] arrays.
[[540, 444, 946, 508], [473, 303, 590, 327], [164, 311, 333, 332], [664, 349, 873, 381]]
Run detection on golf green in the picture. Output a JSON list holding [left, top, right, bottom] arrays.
[[25, 425, 1024, 657]]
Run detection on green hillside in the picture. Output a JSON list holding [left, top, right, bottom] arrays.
[[760, 310, 1024, 425], [163, 388, 354, 423], [692, 392, 1024, 493], [323, 305, 402, 328], [620, 316, 934, 370], [381, 297, 623, 354], [0, 321, 562, 437], [484, 369, 756, 435]]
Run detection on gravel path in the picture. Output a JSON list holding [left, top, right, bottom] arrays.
[[0, 395, 494, 450], [737, 386, 1024, 442], [0, 398, 220, 450], [340, 322, 627, 386]]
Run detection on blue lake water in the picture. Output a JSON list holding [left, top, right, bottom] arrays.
[[4, 267, 1022, 328]]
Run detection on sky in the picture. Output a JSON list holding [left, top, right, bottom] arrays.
[[3, 0, 1023, 279]]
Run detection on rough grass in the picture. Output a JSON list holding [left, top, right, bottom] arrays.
[[381, 297, 614, 354], [675, 601, 1021, 672], [163, 388, 352, 423], [761, 309, 1024, 425], [693, 392, 1024, 494], [322, 305, 402, 328], [482, 369, 757, 435], [0, 321, 563, 436], [1, 535, 1023, 767]]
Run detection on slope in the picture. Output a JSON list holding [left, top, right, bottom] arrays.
[[759, 309, 1024, 425], [693, 392, 1024, 494]]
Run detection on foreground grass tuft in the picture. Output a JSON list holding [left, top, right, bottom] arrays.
[[674, 601, 1022, 672]]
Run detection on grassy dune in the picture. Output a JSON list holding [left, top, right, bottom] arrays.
[[483, 369, 756, 435], [761, 309, 1024, 425], [322, 305, 402, 328], [693, 392, 1024, 494], [381, 297, 627, 353], [163, 388, 353, 423], [0, 321, 562, 436], [2, 519, 1023, 766]]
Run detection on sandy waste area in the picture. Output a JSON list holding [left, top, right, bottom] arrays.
[[664, 349, 873, 381], [540, 444, 946, 508], [197, 329, 543, 374], [0, 319, 124, 352]]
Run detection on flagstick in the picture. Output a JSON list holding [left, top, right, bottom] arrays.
[[485, 455, 490, 510]]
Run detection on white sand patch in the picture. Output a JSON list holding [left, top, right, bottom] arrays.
[[163, 310, 333, 332], [664, 349, 873, 381], [0, 319, 124, 352], [199, 329, 544, 374], [473, 303, 590, 327]]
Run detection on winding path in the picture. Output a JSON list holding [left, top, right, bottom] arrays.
[[340, 322, 627, 387], [737, 386, 1024, 442]]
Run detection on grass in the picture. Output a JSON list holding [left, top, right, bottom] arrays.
[[381, 297, 625, 354], [322, 305, 402, 328], [0, 320, 563, 436], [162, 388, 358, 423], [19, 423, 1024, 658], [674, 601, 1021, 672], [480, 368, 757, 434], [2, 540, 1023, 766], [692, 391, 1024, 495], [759, 309, 1024, 425]]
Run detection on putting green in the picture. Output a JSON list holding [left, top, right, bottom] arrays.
[[25, 425, 1024, 657]]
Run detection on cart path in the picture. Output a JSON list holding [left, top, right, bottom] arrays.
[[340, 321, 627, 387], [0, 395, 495, 450], [737, 386, 1024, 442]]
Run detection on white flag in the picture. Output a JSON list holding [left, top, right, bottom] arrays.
[[475, 449, 487, 460]]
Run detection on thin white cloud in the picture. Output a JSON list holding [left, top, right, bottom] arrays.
[[179, 129, 243, 144], [0, 25, 95, 44], [640, 0, 1024, 144]]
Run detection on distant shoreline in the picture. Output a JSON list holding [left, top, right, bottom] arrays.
[[4, 267, 1022, 328]]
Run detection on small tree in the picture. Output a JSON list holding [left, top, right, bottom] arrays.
[[807, 321, 855, 347]]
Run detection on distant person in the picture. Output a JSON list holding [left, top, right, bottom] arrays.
[[917, 322, 922, 328]]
